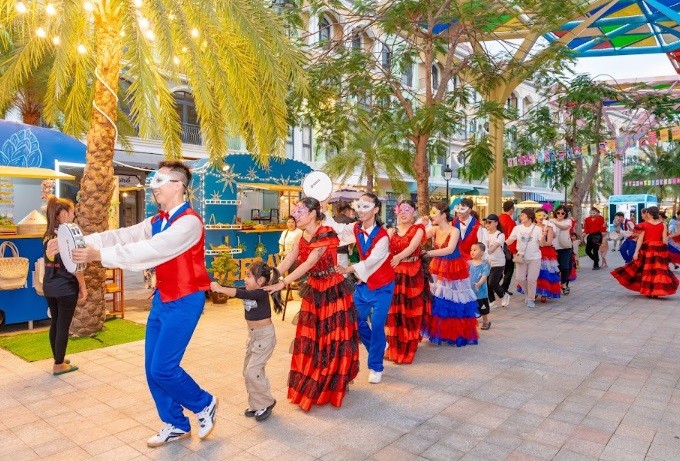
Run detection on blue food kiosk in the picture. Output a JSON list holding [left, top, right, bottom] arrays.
[[607, 194, 658, 228], [0, 121, 86, 326]]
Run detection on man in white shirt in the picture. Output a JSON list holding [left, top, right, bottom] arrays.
[[54, 161, 218, 447]]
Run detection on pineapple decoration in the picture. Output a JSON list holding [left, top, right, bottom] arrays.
[[254, 235, 267, 258], [40, 180, 55, 212]]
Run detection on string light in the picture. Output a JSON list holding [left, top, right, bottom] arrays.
[[145, 29, 154, 41], [52, 36, 60, 45], [133, 0, 143, 7], [191, 28, 199, 38], [36, 27, 46, 38], [181, 46, 187, 53], [138, 17, 149, 29], [77, 44, 87, 54], [45, 3, 56, 15], [16, 2, 27, 13], [83, 1, 94, 11], [172, 56, 180, 65], [168, 13, 175, 20]]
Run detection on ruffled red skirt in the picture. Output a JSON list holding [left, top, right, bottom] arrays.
[[611, 242, 679, 297], [386, 260, 430, 364], [288, 275, 360, 411]]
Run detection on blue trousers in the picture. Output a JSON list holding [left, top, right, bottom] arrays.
[[145, 290, 212, 431], [354, 282, 395, 373], [620, 239, 636, 264]]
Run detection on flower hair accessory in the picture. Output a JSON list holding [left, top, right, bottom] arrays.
[[540, 202, 554, 212]]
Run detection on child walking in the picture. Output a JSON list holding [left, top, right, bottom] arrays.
[[599, 236, 609, 268], [469, 243, 491, 330], [210, 261, 283, 422]]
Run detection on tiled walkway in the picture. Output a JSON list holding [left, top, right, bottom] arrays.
[[1, 252, 679, 460]]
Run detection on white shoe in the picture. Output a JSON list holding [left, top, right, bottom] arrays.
[[489, 301, 498, 309], [196, 396, 218, 439], [368, 369, 383, 384], [147, 423, 190, 448], [527, 300, 536, 308], [502, 293, 510, 307]]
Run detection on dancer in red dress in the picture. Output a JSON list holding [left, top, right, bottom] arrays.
[[266, 197, 359, 410], [386, 200, 430, 364], [535, 210, 561, 302], [611, 206, 679, 297]]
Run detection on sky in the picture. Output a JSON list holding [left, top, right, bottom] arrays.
[[572, 54, 678, 82]]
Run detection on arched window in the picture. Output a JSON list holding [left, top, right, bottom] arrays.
[[522, 96, 533, 115], [318, 16, 331, 44], [432, 64, 440, 90], [351, 32, 362, 50], [506, 92, 518, 111], [173, 91, 200, 144], [381, 44, 391, 67]]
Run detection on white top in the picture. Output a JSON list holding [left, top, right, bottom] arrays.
[[551, 218, 572, 250], [323, 215, 390, 284], [278, 228, 302, 256], [509, 224, 542, 261], [84, 202, 202, 271], [486, 231, 506, 267]]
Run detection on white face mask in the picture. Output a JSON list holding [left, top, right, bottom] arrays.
[[455, 205, 470, 215], [353, 199, 376, 213], [150, 172, 183, 189]]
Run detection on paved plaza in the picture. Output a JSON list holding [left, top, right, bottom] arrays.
[[1, 251, 679, 461]]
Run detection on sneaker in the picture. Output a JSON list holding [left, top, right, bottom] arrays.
[[196, 396, 218, 439], [481, 322, 491, 330], [254, 400, 277, 422], [147, 423, 190, 448], [246, 400, 276, 418], [501, 293, 510, 307], [489, 301, 498, 309], [368, 369, 383, 384], [527, 300, 536, 308]]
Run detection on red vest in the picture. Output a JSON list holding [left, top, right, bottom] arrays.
[[155, 208, 212, 302], [353, 224, 395, 290], [454, 217, 480, 260]]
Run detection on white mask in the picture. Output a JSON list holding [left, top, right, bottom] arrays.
[[150, 172, 183, 189], [455, 204, 470, 214], [353, 199, 376, 213]]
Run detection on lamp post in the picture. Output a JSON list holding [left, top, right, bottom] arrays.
[[443, 164, 453, 206]]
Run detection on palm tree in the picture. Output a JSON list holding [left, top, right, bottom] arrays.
[[1, 0, 306, 335], [322, 108, 414, 195]]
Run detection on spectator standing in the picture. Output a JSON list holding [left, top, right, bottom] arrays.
[[583, 207, 606, 270]]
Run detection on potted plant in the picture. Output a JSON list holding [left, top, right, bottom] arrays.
[[208, 253, 238, 304]]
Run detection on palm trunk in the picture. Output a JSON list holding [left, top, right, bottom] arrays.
[[71, 12, 123, 336], [414, 135, 429, 214], [366, 172, 374, 194]]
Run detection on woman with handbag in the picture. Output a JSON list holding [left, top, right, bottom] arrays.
[[43, 196, 87, 375], [550, 205, 574, 295], [505, 208, 542, 308]]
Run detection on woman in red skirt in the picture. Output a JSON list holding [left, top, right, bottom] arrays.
[[267, 197, 359, 410], [611, 206, 679, 298], [386, 200, 430, 364]]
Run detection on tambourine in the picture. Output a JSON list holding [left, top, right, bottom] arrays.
[[58, 223, 87, 273], [302, 171, 333, 202]]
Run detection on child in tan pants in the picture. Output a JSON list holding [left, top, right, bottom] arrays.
[[211, 261, 283, 422]]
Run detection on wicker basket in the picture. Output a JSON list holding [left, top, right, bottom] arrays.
[[0, 241, 29, 290]]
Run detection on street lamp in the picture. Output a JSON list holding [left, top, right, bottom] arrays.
[[443, 164, 453, 206]]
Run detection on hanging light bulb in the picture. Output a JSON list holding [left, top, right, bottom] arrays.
[[77, 44, 87, 54], [36, 27, 46, 38], [83, 1, 94, 12], [191, 28, 199, 38], [52, 36, 60, 45], [16, 2, 27, 13], [45, 3, 56, 15]]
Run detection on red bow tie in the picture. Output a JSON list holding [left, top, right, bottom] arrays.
[[158, 210, 170, 221]]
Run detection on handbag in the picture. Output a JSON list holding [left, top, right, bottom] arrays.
[[0, 241, 29, 290], [557, 228, 572, 248], [512, 225, 535, 265], [33, 257, 45, 296]]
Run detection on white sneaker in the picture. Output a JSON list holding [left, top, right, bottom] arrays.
[[502, 293, 510, 307], [196, 396, 218, 439], [489, 301, 498, 309], [147, 423, 190, 448], [368, 369, 383, 384], [527, 300, 536, 308]]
